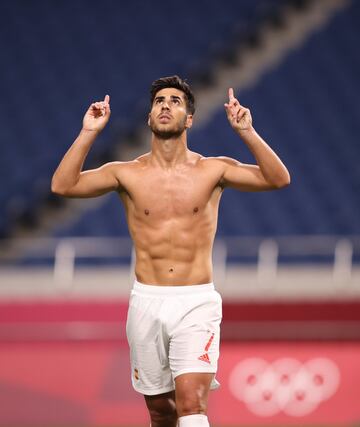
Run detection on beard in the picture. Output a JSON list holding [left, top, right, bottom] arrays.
[[149, 115, 187, 139]]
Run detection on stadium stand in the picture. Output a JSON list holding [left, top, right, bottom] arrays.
[[0, 0, 285, 238], [48, 0, 360, 238]]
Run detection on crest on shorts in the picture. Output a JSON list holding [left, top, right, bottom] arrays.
[[134, 368, 140, 381]]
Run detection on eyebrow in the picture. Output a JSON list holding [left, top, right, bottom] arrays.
[[154, 95, 183, 102]]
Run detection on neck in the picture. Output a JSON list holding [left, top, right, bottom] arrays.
[[150, 133, 188, 168]]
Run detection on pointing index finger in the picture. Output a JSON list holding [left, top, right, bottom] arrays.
[[104, 94, 110, 104], [228, 88, 235, 101]]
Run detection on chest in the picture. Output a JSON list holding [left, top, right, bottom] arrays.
[[124, 167, 220, 217]]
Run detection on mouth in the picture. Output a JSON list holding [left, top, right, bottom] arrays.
[[158, 114, 172, 122]]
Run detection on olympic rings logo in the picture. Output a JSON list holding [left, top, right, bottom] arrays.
[[229, 357, 340, 417]]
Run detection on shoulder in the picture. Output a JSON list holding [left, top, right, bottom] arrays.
[[134, 152, 151, 164], [198, 155, 242, 169], [103, 154, 150, 171]]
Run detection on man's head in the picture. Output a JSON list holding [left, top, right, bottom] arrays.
[[150, 75, 195, 115], [148, 76, 195, 139]]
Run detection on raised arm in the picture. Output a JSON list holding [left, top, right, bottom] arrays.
[[51, 95, 121, 198], [220, 88, 290, 191]]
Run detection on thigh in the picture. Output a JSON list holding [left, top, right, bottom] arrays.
[[127, 294, 173, 395], [169, 291, 222, 380]]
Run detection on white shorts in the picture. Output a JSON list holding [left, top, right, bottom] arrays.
[[126, 280, 222, 396]]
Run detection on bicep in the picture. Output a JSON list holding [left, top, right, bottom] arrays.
[[65, 163, 121, 198], [219, 157, 275, 192]]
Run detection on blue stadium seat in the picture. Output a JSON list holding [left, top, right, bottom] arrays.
[[3, 0, 357, 240], [49, 0, 360, 237], [0, 0, 279, 236]]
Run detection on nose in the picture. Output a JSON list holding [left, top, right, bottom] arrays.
[[161, 100, 170, 110]]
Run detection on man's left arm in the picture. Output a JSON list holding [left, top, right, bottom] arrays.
[[220, 88, 290, 191]]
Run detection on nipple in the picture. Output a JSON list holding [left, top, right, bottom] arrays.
[[169, 268, 174, 273], [193, 207, 199, 213], [144, 209, 149, 215]]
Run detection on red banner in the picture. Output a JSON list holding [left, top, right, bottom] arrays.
[[208, 342, 360, 425], [0, 341, 359, 425]]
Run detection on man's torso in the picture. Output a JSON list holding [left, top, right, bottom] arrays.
[[115, 152, 225, 285]]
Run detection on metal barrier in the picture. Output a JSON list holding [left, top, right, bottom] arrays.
[[0, 236, 359, 299]]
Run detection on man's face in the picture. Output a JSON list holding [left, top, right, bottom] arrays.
[[148, 88, 193, 139]]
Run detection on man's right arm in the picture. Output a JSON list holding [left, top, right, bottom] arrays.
[[51, 95, 120, 198]]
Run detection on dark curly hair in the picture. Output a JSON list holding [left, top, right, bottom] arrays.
[[150, 75, 195, 115]]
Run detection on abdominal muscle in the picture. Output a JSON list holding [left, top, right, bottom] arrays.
[[129, 213, 217, 286]]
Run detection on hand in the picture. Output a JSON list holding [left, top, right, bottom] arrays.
[[224, 88, 252, 132], [82, 94, 111, 132]]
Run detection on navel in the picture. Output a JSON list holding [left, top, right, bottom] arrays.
[[193, 207, 199, 213], [144, 209, 149, 215], [169, 268, 174, 273]]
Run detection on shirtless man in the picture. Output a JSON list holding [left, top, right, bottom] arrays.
[[52, 76, 290, 427]]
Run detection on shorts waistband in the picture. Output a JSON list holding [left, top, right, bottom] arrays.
[[133, 280, 215, 295]]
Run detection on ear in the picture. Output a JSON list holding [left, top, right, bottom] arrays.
[[185, 114, 193, 129], [147, 113, 151, 127]]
